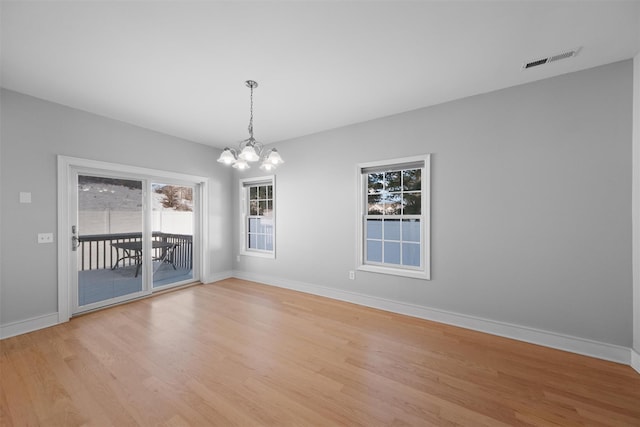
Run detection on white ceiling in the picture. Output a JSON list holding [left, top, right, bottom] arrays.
[[2, 1, 639, 149]]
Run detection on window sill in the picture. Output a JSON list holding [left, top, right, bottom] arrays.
[[240, 250, 275, 259], [357, 264, 430, 280]]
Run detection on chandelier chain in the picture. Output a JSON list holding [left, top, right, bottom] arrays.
[[248, 83, 254, 139]]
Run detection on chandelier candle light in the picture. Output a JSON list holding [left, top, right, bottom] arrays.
[[217, 80, 284, 171]]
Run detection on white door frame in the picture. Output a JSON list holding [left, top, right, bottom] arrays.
[[57, 155, 209, 322], [632, 53, 640, 372]]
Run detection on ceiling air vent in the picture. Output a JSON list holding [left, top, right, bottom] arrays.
[[522, 47, 581, 70]]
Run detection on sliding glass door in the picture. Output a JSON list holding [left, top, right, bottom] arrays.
[[151, 182, 195, 288], [75, 174, 146, 311], [67, 163, 203, 316]]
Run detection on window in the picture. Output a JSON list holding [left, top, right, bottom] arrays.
[[240, 176, 275, 258], [358, 155, 430, 279]]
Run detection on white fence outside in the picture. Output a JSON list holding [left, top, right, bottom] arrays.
[[79, 210, 193, 235]]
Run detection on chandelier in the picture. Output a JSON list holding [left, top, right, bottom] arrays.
[[217, 80, 284, 171]]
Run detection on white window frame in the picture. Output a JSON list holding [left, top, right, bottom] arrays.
[[239, 175, 276, 259], [356, 154, 431, 280]]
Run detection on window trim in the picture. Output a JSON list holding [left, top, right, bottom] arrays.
[[239, 175, 276, 259], [356, 154, 431, 280]]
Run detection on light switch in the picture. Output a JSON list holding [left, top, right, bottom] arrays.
[[38, 233, 54, 244], [20, 192, 32, 203]]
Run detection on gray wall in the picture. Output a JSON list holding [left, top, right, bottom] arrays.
[[1, 60, 634, 348], [0, 89, 233, 325], [234, 60, 633, 347]]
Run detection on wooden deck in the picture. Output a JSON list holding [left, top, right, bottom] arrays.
[[1, 278, 639, 426], [78, 263, 193, 306]]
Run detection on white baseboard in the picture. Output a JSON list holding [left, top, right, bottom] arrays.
[[3, 274, 636, 373], [632, 349, 640, 374], [1, 312, 59, 339], [203, 270, 234, 284], [233, 271, 633, 366]]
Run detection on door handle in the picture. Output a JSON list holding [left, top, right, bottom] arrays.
[[71, 225, 80, 251]]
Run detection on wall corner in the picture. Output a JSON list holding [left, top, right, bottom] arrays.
[[633, 53, 640, 357]]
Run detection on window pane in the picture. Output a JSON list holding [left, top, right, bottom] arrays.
[[249, 218, 259, 232], [403, 193, 421, 214], [257, 234, 266, 250], [368, 173, 384, 194], [249, 186, 257, 199], [383, 193, 402, 215], [258, 200, 268, 215], [264, 200, 273, 217], [266, 235, 273, 251], [403, 169, 421, 191], [402, 219, 420, 242], [402, 243, 420, 266], [249, 233, 258, 249], [249, 200, 258, 216], [368, 195, 384, 214], [386, 171, 402, 192], [383, 241, 401, 264], [366, 219, 382, 239], [257, 186, 265, 199], [383, 219, 400, 240], [266, 185, 273, 199], [367, 240, 382, 262], [261, 218, 273, 234]]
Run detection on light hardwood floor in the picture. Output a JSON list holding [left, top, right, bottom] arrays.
[[1, 278, 639, 426]]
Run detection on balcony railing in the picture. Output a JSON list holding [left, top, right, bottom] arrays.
[[78, 232, 193, 271]]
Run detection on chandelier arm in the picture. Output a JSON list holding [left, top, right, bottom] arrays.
[[254, 141, 264, 156]]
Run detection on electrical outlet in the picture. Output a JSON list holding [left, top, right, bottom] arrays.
[[38, 233, 54, 244], [349, 270, 355, 280]]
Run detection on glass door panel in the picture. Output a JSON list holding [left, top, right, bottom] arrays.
[[151, 182, 195, 288], [76, 174, 144, 310]]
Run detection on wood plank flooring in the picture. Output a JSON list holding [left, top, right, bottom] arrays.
[[1, 278, 639, 426]]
